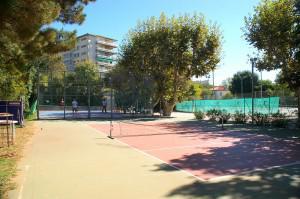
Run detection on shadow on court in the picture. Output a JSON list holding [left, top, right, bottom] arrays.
[[92, 119, 300, 177], [165, 164, 300, 199]]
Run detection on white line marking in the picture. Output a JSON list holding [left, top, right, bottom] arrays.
[[86, 124, 206, 182], [17, 165, 30, 199]]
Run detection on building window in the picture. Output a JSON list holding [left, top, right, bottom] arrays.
[[81, 37, 87, 41], [81, 52, 87, 56], [81, 45, 87, 48]]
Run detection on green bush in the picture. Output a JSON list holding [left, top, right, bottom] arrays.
[[271, 112, 288, 128], [206, 109, 222, 121], [233, 111, 247, 124], [194, 111, 205, 120]]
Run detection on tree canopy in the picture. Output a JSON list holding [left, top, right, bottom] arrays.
[[0, 0, 95, 103], [229, 71, 259, 95], [117, 13, 222, 115], [244, 0, 300, 121]]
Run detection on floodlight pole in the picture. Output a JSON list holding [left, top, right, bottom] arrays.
[[250, 58, 257, 124], [240, 75, 244, 98]]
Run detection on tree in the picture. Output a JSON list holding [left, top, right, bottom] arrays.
[[118, 13, 222, 116], [66, 61, 102, 106], [0, 0, 95, 104], [257, 80, 274, 94], [188, 82, 204, 100], [244, 0, 300, 122], [229, 71, 259, 95], [110, 64, 156, 113], [221, 78, 232, 90]]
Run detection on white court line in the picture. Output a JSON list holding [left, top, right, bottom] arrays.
[[144, 144, 205, 152], [88, 123, 300, 183], [87, 124, 206, 182], [17, 165, 30, 199]]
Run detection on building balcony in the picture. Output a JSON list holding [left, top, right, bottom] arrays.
[[96, 40, 117, 48], [96, 56, 115, 62], [97, 61, 115, 67], [96, 47, 116, 55]]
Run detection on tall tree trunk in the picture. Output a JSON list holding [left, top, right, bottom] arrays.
[[162, 100, 176, 116]]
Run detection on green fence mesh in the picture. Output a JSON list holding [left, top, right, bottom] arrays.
[[176, 97, 280, 114]]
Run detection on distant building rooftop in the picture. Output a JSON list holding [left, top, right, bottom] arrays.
[[77, 33, 117, 42], [211, 86, 227, 91]]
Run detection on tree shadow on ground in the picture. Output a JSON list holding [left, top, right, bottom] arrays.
[[152, 125, 300, 177], [149, 120, 300, 198], [166, 164, 300, 199]]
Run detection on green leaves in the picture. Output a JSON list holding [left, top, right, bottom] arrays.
[[244, 0, 299, 90], [117, 13, 222, 115], [0, 0, 93, 103]]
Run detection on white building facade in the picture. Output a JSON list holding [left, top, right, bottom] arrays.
[[62, 33, 117, 75]]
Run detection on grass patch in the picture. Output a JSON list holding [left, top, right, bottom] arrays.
[[0, 157, 16, 198], [0, 122, 36, 199]]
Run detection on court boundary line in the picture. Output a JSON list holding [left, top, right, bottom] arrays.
[[86, 124, 207, 182], [88, 123, 300, 182]]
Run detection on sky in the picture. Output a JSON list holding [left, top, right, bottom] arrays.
[[53, 0, 279, 85]]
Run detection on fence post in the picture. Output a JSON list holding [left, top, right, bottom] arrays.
[[192, 99, 195, 112], [36, 69, 40, 120], [63, 71, 66, 119], [88, 80, 91, 119], [268, 96, 271, 115], [243, 97, 246, 121]]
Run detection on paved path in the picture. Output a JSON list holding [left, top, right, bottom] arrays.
[[9, 120, 196, 199]]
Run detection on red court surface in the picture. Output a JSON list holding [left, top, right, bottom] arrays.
[[90, 121, 300, 180]]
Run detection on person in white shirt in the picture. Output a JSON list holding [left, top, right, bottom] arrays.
[[72, 99, 78, 116]]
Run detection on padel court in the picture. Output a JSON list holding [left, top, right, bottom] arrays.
[[91, 121, 300, 180]]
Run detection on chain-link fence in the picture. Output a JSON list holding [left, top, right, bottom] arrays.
[[176, 91, 299, 124], [37, 70, 153, 119]]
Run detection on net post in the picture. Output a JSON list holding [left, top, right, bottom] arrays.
[[108, 77, 114, 139]]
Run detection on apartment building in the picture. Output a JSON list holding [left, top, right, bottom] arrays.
[[62, 33, 117, 74]]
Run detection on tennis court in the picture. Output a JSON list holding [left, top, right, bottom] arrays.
[[90, 118, 300, 180]]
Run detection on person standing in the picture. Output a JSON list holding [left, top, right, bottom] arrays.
[[102, 98, 107, 113], [72, 99, 78, 116]]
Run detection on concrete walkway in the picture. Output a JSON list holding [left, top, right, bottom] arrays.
[[9, 120, 196, 199]]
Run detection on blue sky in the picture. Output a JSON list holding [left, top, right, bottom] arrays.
[[53, 0, 278, 85]]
